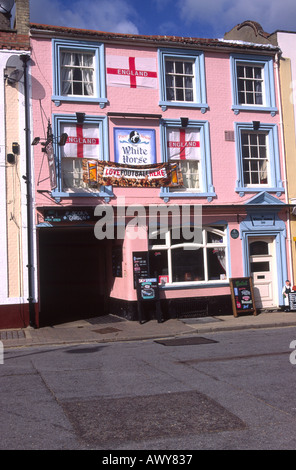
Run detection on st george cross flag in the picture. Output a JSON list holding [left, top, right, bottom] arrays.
[[167, 128, 200, 160], [61, 123, 100, 159], [106, 56, 157, 89]]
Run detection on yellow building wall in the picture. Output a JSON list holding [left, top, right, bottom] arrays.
[[5, 76, 23, 298], [280, 57, 296, 281]]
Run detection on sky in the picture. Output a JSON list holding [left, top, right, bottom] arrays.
[[23, 0, 296, 39]]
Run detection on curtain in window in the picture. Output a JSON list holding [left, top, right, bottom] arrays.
[[77, 53, 94, 96], [61, 52, 72, 95]]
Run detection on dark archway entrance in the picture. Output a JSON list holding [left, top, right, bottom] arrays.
[[38, 227, 108, 326]]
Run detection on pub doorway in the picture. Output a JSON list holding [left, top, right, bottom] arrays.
[[38, 227, 108, 326]]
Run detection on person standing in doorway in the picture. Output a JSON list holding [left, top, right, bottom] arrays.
[[282, 280, 293, 311]]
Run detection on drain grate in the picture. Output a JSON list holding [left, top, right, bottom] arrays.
[[86, 315, 125, 325], [0, 330, 26, 340], [155, 336, 218, 346], [92, 327, 122, 334]]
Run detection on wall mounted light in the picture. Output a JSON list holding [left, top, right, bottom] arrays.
[[180, 117, 189, 128], [253, 121, 260, 131], [7, 153, 15, 164], [12, 142, 20, 154], [76, 112, 85, 124]]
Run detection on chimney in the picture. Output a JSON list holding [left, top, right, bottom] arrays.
[[0, 11, 11, 30], [14, 0, 30, 36]]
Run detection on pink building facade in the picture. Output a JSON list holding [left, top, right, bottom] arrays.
[[28, 22, 290, 327]]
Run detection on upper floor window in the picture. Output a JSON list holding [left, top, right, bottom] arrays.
[[165, 59, 194, 102], [61, 51, 94, 96], [158, 48, 208, 112], [235, 122, 283, 196], [160, 119, 215, 201], [52, 114, 110, 199], [52, 39, 107, 108], [237, 64, 264, 106], [230, 54, 277, 116], [242, 131, 268, 186]]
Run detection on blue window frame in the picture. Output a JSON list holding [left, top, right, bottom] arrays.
[[52, 39, 107, 108], [51, 114, 112, 201], [230, 54, 277, 115], [160, 118, 215, 201], [234, 122, 284, 196], [158, 48, 208, 112]]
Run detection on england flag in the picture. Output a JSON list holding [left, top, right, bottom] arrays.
[[61, 123, 100, 159], [167, 128, 200, 160], [106, 55, 158, 89]]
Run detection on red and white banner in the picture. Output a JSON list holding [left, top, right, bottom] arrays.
[[106, 56, 157, 89], [167, 128, 200, 160], [62, 123, 100, 159]]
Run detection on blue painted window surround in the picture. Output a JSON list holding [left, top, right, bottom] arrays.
[[230, 54, 277, 116], [234, 122, 283, 196], [51, 114, 112, 201], [52, 39, 107, 108], [160, 118, 215, 201], [158, 48, 208, 113]]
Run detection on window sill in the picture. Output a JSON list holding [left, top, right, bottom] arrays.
[[236, 187, 284, 197], [51, 186, 113, 202], [160, 280, 229, 290], [159, 101, 208, 113], [232, 105, 278, 116], [52, 95, 108, 109], [160, 188, 216, 202]]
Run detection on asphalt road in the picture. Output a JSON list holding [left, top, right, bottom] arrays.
[[1, 326, 296, 451]]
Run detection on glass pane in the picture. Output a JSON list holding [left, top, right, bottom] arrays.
[[207, 248, 226, 280], [149, 250, 168, 277], [207, 231, 223, 243], [176, 88, 184, 101], [184, 62, 193, 74], [250, 261, 270, 272], [254, 67, 262, 79], [165, 61, 174, 74], [250, 241, 269, 255], [185, 89, 194, 101], [175, 62, 183, 74], [171, 247, 204, 282]]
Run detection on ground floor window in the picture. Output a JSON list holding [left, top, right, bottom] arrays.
[[149, 225, 227, 284]]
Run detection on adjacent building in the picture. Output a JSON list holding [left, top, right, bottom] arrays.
[[0, 0, 34, 329]]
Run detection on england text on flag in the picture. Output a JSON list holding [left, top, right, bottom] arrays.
[[167, 128, 200, 160], [62, 124, 100, 159], [107, 56, 157, 89]]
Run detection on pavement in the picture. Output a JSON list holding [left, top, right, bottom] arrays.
[[1, 309, 296, 349]]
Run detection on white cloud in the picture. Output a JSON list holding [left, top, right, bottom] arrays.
[[178, 0, 296, 35], [30, 0, 139, 34]]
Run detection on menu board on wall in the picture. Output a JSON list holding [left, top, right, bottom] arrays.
[[133, 252, 149, 288], [229, 277, 257, 317]]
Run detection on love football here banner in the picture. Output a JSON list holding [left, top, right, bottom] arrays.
[[82, 160, 183, 188], [106, 56, 158, 89]]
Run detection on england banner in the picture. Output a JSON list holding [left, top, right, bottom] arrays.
[[61, 123, 100, 159], [106, 56, 157, 89], [167, 128, 200, 161]]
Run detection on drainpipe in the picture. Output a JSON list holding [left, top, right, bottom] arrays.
[[275, 52, 293, 284], [20, 54, 36, 328]]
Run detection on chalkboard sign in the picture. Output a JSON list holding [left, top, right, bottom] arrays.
[[137, 278, 159, 301], [289, 293, 296, 311], [229, 277, 257, 317], [133, 251, 149, 288]]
